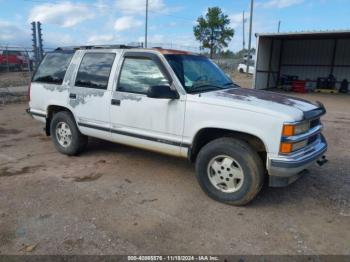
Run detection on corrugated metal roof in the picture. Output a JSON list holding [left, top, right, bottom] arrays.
[[256, 30, 350, 39]]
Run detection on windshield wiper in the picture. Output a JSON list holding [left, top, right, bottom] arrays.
[[188, 84, 224, 94], [188, 82, 238, 94], [224, 82, 240, 88]]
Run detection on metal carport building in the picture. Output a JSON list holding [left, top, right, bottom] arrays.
[[253, 30, 350, 92]]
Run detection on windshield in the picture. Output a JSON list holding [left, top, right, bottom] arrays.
[[165, 54, 237, 94]]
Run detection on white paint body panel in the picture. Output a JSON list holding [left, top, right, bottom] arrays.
[[29, 48, 320, 168], [183, 88, 317, 155], [110, 92, 186, 156]]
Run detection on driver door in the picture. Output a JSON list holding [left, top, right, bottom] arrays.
[[110, 52, 186, 156]]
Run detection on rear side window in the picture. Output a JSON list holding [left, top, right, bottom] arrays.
[[33, 52, 74, 84], [75, 53, 115, 90]]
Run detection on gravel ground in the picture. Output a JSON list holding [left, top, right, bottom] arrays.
[[231, 71, 253, 88], [0, 93, 349, 255]]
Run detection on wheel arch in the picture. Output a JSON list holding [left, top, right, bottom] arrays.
[[45, 105, 76, 136], [189, 127, 268, 165]]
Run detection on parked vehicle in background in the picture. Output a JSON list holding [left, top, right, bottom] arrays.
[[0, 50, 30, 71], [27, 45, 328, 205], [237, 62, 255, 74]]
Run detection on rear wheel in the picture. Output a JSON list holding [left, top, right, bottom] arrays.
[[50, 111, 87, 156], [239, 68, 244, 74], [195, 137, 264, 206]]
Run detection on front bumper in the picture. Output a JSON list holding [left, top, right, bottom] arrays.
[[268, 135, 327, 187]]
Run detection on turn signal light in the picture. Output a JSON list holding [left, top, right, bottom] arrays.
[[282, 125, 295, 136], [280, 140, 308, 154], [280, 143, 293, 154]]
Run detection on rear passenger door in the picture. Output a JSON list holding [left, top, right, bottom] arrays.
[[69, 51, 120, 140]]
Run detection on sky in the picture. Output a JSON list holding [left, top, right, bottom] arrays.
[[0, 0, 350, 52]]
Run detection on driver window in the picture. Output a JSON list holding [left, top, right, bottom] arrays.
[[118, 57, 169, 94]]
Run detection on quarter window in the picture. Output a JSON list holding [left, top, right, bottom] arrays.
[[118, 57, 169, 94], [75, 53, 116, 90], [33, 52, 74, 84]]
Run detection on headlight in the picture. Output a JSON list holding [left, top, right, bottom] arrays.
[[282, 121, 310, 136], [294, 122, 310, 135]]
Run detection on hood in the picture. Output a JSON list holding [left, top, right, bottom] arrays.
[[194, 88, 318, 120]]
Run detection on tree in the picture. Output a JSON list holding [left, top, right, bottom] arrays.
[[193, 7, 234, 59], [221, 50, 235, 58]]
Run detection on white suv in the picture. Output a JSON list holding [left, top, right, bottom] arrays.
[[27, 45, 328, 205]]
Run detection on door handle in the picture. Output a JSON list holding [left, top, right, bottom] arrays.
[[111, 99, 121, 106], [69, 93, 77, 99]]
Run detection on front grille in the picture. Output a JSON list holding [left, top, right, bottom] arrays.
[[310, 118, 320, 129], [308, 134, 319, 145]]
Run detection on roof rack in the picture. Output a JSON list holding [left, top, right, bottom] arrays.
[[54, 44, 142, 51]]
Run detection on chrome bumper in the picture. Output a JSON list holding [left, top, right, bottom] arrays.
[[268, 135, 327, 187]]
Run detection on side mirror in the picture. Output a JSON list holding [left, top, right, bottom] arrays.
[[147, 85, 179, 99]]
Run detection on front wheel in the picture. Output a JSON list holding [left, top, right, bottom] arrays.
[[50, 111, 88, 156], [195, 137, 264, 206]]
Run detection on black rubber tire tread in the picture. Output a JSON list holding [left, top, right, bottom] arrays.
[[50, 111, 88, 156], [195, 137, 264, 206]]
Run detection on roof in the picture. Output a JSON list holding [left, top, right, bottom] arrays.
[[55, 44, 138, 51], [150, 47, 194, 55], [256, 30, 350, 40], [54, 45, 196, 55]]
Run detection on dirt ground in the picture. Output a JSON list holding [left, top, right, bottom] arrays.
[[231, 71, 253, 88], [0, 92, 349, 255]]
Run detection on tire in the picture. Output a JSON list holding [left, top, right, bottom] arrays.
[[50, 111, 88, 156], [195, 137, 264, 206], [239, 68, 244, 74]]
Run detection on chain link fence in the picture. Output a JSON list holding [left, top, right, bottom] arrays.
[[0, 45, 55, 89], [0, 46, 33, 72]]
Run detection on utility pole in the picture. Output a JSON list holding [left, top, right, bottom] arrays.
[[247, 0, 254, 75], [242, 11, 246, 50], [31, 21, 38, 69], [145, 0, 149, 48], [278, 20, 281, 33], [37, 21, 44, 61], [31, 21, 44, 69]]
